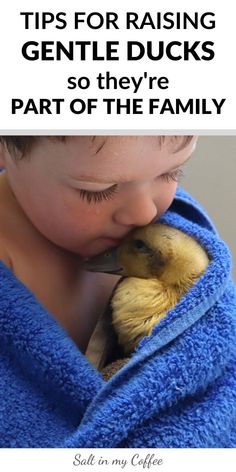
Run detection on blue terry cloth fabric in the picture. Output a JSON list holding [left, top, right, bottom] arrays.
[[0, 187, 236, 448]]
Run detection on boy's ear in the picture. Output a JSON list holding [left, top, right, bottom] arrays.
[[0, 142, 6, 168]]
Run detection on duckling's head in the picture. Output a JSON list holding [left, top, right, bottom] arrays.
[[85, 224, 209, 286]]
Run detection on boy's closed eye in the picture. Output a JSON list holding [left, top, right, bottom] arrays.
[[75, 167, 185, 205]]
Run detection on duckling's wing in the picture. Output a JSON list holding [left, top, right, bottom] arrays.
[[111, 277, 178, 354]]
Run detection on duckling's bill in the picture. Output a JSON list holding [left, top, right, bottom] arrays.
[[84, 247, 124, 275]]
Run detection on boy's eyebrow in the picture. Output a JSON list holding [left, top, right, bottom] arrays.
[[67, 154, 192, 185], [68, 174, 127, 184]]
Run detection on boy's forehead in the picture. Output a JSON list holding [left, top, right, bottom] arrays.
[[90, 136, 161, 151], [77, 135, 195, 156], [87, 136, 194, 160], [62, 136, 193, 184]]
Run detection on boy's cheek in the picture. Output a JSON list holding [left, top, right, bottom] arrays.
[[64, 210, 110, 243]]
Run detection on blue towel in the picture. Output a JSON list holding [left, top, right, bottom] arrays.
[[0, 187, 236, 447]]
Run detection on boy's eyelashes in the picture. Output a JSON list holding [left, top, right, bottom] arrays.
[[78, 185, 118, 204], [77, 167, 185, 205], [160, 167, 185, 183]]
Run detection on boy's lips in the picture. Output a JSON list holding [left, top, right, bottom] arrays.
[[93, 228, 134, 250], [104, 237, 124, 245], [103, 233, 130, 245]]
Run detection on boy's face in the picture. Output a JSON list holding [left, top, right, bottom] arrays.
[[0, 136, 196, 258]]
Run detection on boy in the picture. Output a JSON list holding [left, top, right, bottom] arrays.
[[0, 136, 194, 353], [0, 135, 235, 448]]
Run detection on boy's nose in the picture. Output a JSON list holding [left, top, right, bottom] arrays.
[[112, 185, 158, 227]]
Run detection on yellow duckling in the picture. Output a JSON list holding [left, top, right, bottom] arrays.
[[85, 224, 209, 356]]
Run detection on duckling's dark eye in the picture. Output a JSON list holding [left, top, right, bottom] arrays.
[[133, 239, 148, 252]]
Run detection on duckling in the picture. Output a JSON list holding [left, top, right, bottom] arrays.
[[85, 224, 209, 357]]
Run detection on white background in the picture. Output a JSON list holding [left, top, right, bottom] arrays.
[[0, 0, 235, 132], [0, 448, 236, 472]]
